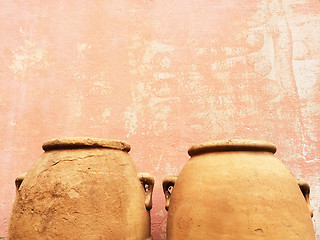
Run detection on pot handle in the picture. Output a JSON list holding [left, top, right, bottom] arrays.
[[138, 173, 155, 211], [15, 172, 27, 191], [162, 175, 177, 211], [297, 179, 313, 218]]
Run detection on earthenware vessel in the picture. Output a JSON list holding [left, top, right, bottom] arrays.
[[163, 139, 315, 239], [9, 137, 154, 240]]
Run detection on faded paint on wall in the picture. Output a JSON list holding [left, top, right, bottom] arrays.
[[0, 1, 319, 239]]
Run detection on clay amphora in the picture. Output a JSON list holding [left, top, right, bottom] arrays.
[[9, 137, 154, 240], [163, 139, 315, 239]]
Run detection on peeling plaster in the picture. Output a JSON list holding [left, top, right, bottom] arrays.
[[76, 43, 91, 58], [125, 39, 177, 137], [10, 40, 49, 78]]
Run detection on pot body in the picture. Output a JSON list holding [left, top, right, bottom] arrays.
[[9, 138, 153, 240], [165, 140, 315, 239]]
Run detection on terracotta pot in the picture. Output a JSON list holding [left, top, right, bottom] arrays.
[[163, 140, 315, 239], [9, 137, 154, 240]]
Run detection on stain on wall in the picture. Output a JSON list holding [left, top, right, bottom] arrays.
[[0, 1, 319, 239]]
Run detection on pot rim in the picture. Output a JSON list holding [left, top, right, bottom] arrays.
[[42, 137, 131, 152], [188, 139, 276, 156]]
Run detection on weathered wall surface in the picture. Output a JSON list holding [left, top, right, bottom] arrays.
[[0, 1, 319, 239]]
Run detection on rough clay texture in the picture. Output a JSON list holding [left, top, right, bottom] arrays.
[[0, 1, 320, 239], [9, 139, 152, 240], [166, 140, 315, 239]]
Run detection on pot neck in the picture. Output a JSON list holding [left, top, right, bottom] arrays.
[[188, 139, 276, 157], [42, 137, 131, 152]]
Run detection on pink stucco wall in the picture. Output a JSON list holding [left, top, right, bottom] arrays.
[[0, 1, 319, 239]]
